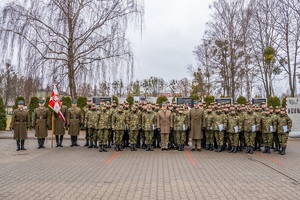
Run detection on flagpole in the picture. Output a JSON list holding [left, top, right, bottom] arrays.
[[52, 109, 54, 148]]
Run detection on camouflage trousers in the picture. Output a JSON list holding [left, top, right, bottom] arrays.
[[244, 131, 256, 147], [228, 132, 239, 147], [145, 131, 154, 145], [214, 131, 224, 146], [262, 132, 273, 147], [206, 130, 214, 145], [98, 129, 109, 145], [115, 130, 124, 145], [88, 128, 98, 141], [129, 130, 139, 144], [175, 131, 185, 144], [278, 133, 289, 148]]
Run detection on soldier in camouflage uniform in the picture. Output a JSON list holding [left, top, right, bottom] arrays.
[[142, 106, 156, 151], [32, 100, 50, 149], [204, 106, 215, 151], [10, 101, 29, 151], [128, 106, 141, 151], [82, 99, 92, 146], [123, 101, 131, 148], [222, 105, 230, 151], [213, 107, 227, 152], [261, 108, 277, 154], [112, 106, 127, 151], [173, 107, 188, 151], [107, 101, 117, 148], [277, 108, 292, 155], [243, 107, 259, 154], [272, 106, 281, 151], [85, 103, 100, 148], [67, 100, 82, 147], [254, 105, 263, 151], [227, 108, 242, 153], [98, 105, 111, 152]]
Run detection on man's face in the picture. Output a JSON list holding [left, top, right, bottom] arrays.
[[162, 105, 167, 110], [87, 101, 92, 106], [18, 104, 23, 109], [72, 103, 77, 107], [39, 103, 44, 108]]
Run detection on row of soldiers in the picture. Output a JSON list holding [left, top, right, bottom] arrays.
[[10, 99, 292, 156]]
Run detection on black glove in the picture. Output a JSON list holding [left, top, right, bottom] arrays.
[[46, 125, 50, 129], [202, 127, 205, 131], [32, 126, 35, 130], [170, 127, 173, 132], [157, 128, 161, 133]]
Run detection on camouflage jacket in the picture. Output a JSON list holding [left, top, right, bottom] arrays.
[[173, 113, 188, 131], [112, 111, 127, 131], [243, 112, 259, 132], [142, 111, 156, 131], [277, 114, 292, 134], [227, 114, 241, 133], [85, 109, 100, 129], [261, 114, 277, 133], [213, 112, 227, 131], [204, 112, 214, 131], [128, 111, 141, 131], [98, 110, 112, 130]]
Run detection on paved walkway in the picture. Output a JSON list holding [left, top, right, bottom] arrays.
[[0, 131, 300, 200]]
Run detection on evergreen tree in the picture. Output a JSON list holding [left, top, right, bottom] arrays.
[[77, 96, 87, 110], [28, 97, 39, 129]]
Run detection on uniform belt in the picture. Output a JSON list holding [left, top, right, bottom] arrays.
[[16, 120, 25, 122]]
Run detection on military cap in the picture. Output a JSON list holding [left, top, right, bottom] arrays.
[[265, 108, 269, 111], [18, 101, 24, 105], [162, 103, 167, 107], [92, 103, 96, 107], [100, 99, 104, 102], [230, 107, 235, 111], [112, 100, 116, 103], [72, 100, 77, 104], [118, 105, 123, 109], [87, 99, 92, 102], [269, 106, 273, 109], [281, 108, 286, 111], [147, 105, 152, 109], [194, 101, 198, 104], [211, 102, 215, 105], [234, 102, 238, 104], [275, 106, 280, 109], [39, 100, 45, 104], [124, 101, 129, 104], [208, 106, 212, 109], [241, 104, 245, 107], [131, 105, 137, 109]]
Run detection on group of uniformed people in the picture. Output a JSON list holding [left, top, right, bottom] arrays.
[[10, 99, 292, 156]]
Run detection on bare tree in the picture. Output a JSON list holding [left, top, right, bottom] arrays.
[[0, 0, 144, 99]]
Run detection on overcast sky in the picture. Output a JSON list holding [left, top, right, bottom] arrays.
[[128, 0, 213, 82]]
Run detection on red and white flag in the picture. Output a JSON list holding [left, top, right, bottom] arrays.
[[48, 85, 65, 122]]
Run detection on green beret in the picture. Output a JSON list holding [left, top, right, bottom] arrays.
[[72, 100, 77, 104], [18, 101, 24, 105], [39, 100, 45, 104]]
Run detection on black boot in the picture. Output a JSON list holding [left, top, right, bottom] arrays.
[[278, 147, 282, 154], [249, 147, 253, 154], [217, 145, 221, 152], [209, 144, 214, 151], [37, 139, 42, 149], [59, 135, 64, 147], [103, 145, 107, 152], [99, 145, 103, 152], [118, 144, 123, 151], [229, 146, 234, 153], [263, 146, 268, 153], [107, 141, 111, 148], [150, 144, 153, 151], [257, 143, 261, 151], [206, 144, 210, 150], [70, 136, 75, 147], [267, 146, 271, 154], [134, 144, 137, 151], [16, 140, 21, 151], [41, 138, 45, 148], [21, 140, 27, 150], [84, 139, 89, 147], [88, 140, 93, 148], [146, 144, 149, 151], [130, 144, 134, 151], [233, 146, 237, 153], [94, 140, 98, 148], [74, 136, 80, 146], [281, 147, 286, 155], [55, 135, 60, 147], [246, 146, 250, 153], [115, 144, 119, 151]]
